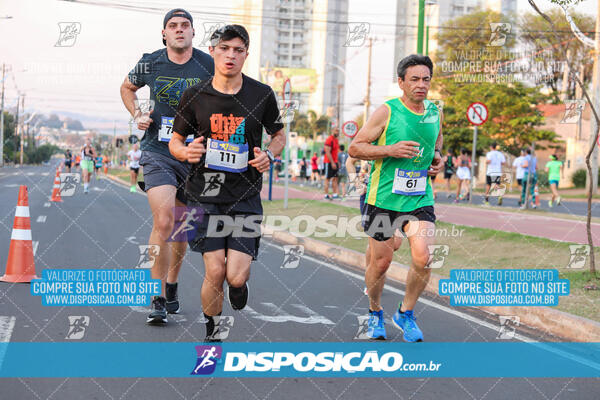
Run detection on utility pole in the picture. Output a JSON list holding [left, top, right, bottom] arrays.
[[363, 38, 373, 123], [19, 94, 25, 165], [14, 92, 20, 165], [336, 84, 343, 130], [0, 64, 5, 167], [588, 0, 600, 194], [417, 0, 425, 54]]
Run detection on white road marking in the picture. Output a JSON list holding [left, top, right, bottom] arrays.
[[36, 215, 47, 223], [4, 184, 19, 187], [32, 241, 39, 256], [243, 302, 334, 325], [43, 202, 51, 208], [0, 316, 16, 372], [41, 172, 49, 176]]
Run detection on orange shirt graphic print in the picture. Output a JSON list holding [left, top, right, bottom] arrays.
[[209, 113, 245, 142]]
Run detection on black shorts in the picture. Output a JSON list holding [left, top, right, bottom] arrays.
[[130, 167, 140, 174], [139, 150, 190, 204], [187, 194, 262, 260], [486, 175, 501, 185], [444, 171, 453, 179], [517, 178, 523, 186], [325, 163, 338, 179], [363, 203, 436, 241], [65, 161, 72, 167]]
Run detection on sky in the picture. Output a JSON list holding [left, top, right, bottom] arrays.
[[0, 0, 597, 135]]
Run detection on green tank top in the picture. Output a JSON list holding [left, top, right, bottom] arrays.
[[366, 98, 440, 212]]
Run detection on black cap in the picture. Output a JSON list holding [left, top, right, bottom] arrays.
[[163, 8, 193, 46]]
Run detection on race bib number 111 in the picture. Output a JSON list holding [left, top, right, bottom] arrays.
[[205, 138, 249, 173]]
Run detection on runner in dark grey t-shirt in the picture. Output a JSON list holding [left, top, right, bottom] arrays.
[[120, 8, 214, 324]]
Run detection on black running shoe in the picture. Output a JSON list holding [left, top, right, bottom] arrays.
[[146, 296, 167, 324], [165, 282, 180, 314], [228, 283, 249, 310]]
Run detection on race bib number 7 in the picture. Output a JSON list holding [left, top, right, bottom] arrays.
[[392, 169, 428, 195], [205, 138, 249, 173], [159, 116, 194, 143]]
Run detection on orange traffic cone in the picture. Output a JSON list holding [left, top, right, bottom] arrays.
[[1, 185, 38, 283], [534, 183, 540, 207], [51, 170, 62, 202]]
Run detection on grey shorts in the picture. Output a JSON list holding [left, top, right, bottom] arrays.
[[139, 150, 190, 204]]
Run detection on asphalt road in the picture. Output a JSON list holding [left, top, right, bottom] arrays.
[[0, 165, 598, 399]]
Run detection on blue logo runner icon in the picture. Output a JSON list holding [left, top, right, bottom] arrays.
[[191, 345, 222, 375]]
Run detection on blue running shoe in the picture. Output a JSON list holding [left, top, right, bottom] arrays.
[[392, 309, 423, 342], [366, 310, 386, 340]]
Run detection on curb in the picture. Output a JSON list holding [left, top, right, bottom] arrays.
[[262, 225, 600, 342]]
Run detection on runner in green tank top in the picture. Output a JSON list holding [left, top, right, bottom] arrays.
[[349, 55, 443, 342]]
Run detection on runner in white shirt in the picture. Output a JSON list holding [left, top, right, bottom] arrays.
[[512, 149, 526, 206], [484, 142, 506, 206], [127, 143, 142, 193]]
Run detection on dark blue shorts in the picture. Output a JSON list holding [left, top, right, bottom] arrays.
[[139, 150, 190, 204]]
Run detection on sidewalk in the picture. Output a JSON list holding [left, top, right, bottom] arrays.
[[260, 184, 600, 245]]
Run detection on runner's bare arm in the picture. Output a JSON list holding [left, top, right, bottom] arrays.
[[249, 129, 285, 173], [348, 105, 420, 160], [170, 132, 205, 163], [120, 77, 152, 130], [429, 110, 444, 176]]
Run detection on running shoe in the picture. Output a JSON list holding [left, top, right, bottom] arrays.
[[366, 309, 386, 340], [453, 199, 459, 204], [497, 197, 503, 206], [147, 296, 168, 324], [548, 200, 553, 208], [165, 282, 180, 314], [228, 283, 249, 310], [557, 196, 562, 205], [532, 204, 537, 209], [363, 287, 368, 295], [392, 309, 423, 342], [447, 193, 452, 198], [332, 194, 340, 200], [324, 194, 331, 200], [484, 201, 490, 207], [130, 186, 137, 193]]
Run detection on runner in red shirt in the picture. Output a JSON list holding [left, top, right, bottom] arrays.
[[323, 128, 340, 199]]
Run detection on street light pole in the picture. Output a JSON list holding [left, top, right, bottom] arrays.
[[0, 64, 5, 166], [417, 0, 425, 54]]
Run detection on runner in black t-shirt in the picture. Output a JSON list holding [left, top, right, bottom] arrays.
[[120, 9, 214, 324], [169, 25, 285, 341]]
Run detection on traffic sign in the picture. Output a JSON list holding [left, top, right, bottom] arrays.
[[466, 102, 489, 126], [342, 120, 359, 138], [282, 78, 292, 107]]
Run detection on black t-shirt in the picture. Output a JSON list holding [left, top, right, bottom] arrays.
[[128, 48, 214, 158], [173, 74, 283, 204]]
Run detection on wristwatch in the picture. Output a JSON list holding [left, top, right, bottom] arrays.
[[265, 149, 275, 164], [435, 148, 442, 157]]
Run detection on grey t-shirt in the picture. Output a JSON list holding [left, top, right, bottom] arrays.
[[128, 48, 214, 158]]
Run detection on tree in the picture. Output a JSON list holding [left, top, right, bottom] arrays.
[[520, 8, 594, 103], [434, 9, 557, 156]]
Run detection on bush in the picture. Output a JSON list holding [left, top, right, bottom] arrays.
[[572, 169, 587, 188], [536, 170, 549, 189], [570, 168, 600, 188]]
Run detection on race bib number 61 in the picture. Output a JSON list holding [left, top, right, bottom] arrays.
[[392, 169, 428, 195]]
